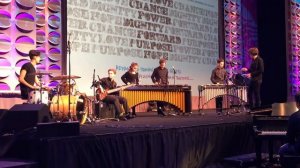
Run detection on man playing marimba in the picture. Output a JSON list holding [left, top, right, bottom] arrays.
[[210, 58, 226, 114]]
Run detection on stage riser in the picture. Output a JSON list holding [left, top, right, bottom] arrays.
[[39, 123, 254, 168]]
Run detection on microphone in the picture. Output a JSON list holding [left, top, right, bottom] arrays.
[[97, 75, 101, 82], [172, 66, 176, 74], [67, 32, 72, 50]]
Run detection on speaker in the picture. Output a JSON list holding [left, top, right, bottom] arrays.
[[37, 122, 80, 138], [0, 104, 52, 135]]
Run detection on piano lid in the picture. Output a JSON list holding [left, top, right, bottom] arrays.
[[272, 102, 298, 116]]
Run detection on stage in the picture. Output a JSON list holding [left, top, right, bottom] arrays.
[[3, 110, 256, 168]]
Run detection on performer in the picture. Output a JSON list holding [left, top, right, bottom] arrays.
[[151, 58, 169, 116], [97, 68, 132, 121], [241, 47, 264, 109], [210, 58, 226, 114], [19, 50, 42, 100], [278, 92, 300, 168], [121, 62, 139, 85]]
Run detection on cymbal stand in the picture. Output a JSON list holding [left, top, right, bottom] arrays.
[[37, 74, 43, 104], [223, 76, 233, 116], [67, 34, 72, 121]]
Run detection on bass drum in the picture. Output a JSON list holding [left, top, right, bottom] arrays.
[[50, 95, 89, 125]]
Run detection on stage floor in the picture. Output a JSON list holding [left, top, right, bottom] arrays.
[[80, 110, 252, 135], [4, 110, 255, 168]]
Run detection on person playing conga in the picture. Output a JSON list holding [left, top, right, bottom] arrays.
[[19, 50, 42, 101]]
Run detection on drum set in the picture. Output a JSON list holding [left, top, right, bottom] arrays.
[[28, 73, 91, 124]]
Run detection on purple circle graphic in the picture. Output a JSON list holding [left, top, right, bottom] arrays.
[[0, 82, 10, 90], [36, 0, 45, 10], [0, 0, 11, 6], [16, 0, 34, 10], [15, 12, 35, 33], [0, 57, 10, 66], [48, 47, 61, 62], [36, 13, 45, 27], [37, 29, 46, 44], [0, 10, 11, 29], [48, 31, 61, 46], [0, 66, 11, 78], [0, 33, 11, 54], [48, 0, 61, 13], [48, 14, 60, 29], [15, 35, 35, 56], [49, 64, 61, 70], [15, 59, 29, 68], [48, 81, 59, 87]]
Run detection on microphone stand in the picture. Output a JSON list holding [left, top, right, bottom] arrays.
[[67, 36, 72, 121], [172, 67, 176, 85], [89, 69, 96, 122]]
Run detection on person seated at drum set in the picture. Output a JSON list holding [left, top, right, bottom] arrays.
[[97, 68, 133, 121], [19, 50, 43, 101]]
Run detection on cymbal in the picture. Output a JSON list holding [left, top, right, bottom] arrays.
[[51, 75, 81, 80]]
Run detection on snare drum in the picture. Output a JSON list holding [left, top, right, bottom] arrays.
[[50, 95, 89, 124], [28, 90, 49, 104], [58, 83, 78, 95]]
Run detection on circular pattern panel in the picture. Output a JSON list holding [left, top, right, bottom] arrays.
[[15, 12, 35, 33], [37, 29, 46, 44], [36, 13, 45, 27], [0, 82, 10, 90], [48, 47, 61, 62], [36, 0, 45, 10], [0, 33, 11, 54], [0, 0, 11, 6], [0, 10, 11, 29], [48, 0, 61, 13], [15, 35, 35, 56], [16, 0, 34, 10], [48, 15, 60, 29], [48, 31, 61, 46]]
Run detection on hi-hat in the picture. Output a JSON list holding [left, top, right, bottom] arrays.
[[51, 75, 81, 80]]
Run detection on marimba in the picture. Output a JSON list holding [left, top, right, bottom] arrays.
[[120, 85, 192, 113], [198, 84, 247, 108]]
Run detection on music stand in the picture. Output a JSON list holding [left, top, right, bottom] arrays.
[[231, 74, 249, 114]]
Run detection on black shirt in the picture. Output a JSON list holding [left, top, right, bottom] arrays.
[[210, 67, 226, 84], [99, 77, 117, 90], [151, 67, 168, 85], [121, 71, 139, 85], [287, 110, 300, 144], [20, 62, 36, 99], [249, 56, 264, 81]]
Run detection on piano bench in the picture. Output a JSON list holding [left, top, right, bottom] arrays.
[[281, 155, 300, 168]]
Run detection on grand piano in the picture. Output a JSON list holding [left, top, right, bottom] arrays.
[[252, 102, 298, 165], [253, 115, 288, 164]]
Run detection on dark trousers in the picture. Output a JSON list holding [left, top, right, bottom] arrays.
[[279, 143, 300, 168], [103, 95, 130, 118], [216, 97, 223, 112], [248, 80, 262, 109], [157, 101, 166, 112]]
